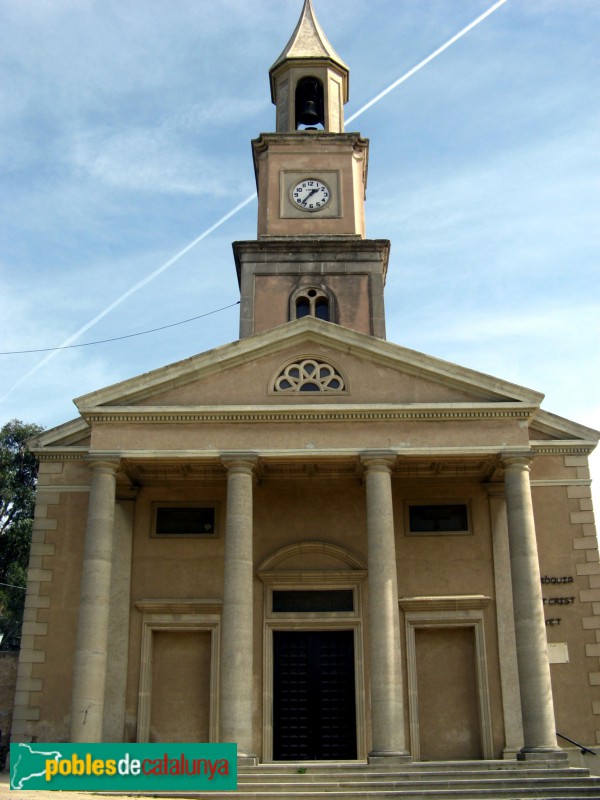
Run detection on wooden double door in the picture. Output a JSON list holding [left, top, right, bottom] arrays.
[[273, 630, 357, 760]]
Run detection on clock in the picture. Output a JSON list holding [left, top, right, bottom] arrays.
[[290, 178, 331, 212]]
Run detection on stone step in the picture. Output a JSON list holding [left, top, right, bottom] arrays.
[[172, 788, 600, 800], [233, 781, 600, 792], [236, 779, 599, 792], [238, 759, 589, 776], [170, 765, 600, 800], [239, 767, 591, 783]]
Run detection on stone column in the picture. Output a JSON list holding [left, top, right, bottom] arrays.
[[219, 455, 257, 763], [361, 453, 409, 762], [502, 453, 565, 761], [70, 457, 120, 742], [102, 491, 136, 742], [486, 484, 524, 756]]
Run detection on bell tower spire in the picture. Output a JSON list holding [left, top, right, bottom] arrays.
[[233, 1, 390, 342], [269, 0, 349, 132]]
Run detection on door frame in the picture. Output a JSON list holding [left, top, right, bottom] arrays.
[[135, 599, 221, 743], [399, 595, 494, 760], [259, 564, 367, 760]]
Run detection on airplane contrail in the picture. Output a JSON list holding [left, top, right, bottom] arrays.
[[1, 0, 508, 404], [346, 0, 508, 124], [0, 194, 256, 403]]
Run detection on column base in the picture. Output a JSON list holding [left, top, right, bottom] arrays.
[[368, 750, 412, 765], [517, 747, 569, 764], [237, 755, 258, 766], [502, 746, 523, 760]]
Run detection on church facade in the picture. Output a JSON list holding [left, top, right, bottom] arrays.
[[12, 0, 600, 767]]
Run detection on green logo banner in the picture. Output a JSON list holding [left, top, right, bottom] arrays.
[[10, 742, 237, 791]]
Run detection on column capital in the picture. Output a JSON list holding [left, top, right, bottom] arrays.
[[85, 455, 121, 475], [360, 450, 396, 474], [501, 451, 536, 471], [220, 452, 259, 475]]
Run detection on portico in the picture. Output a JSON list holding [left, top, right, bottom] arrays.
[[57, 387, 567, 762]]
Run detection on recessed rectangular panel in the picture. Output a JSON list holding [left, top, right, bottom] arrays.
[[154, 505, 216, 536], [272, 590, 353, 613], [151, 631, 211, 742], [415, 627, 480, 760], [408, 503, 469, 534]]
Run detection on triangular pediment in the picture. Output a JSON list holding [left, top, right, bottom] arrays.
[[529, 409, 599, 443], [28, 417, 91, 455], [74, 318, 543, 415], [33, 320, 599, 455]]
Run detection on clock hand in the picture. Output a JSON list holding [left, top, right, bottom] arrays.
[[302, 188, 319, 206]]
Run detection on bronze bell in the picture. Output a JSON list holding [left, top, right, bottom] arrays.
[[296, 78, 324, 127], [298, 99, 320, 125]]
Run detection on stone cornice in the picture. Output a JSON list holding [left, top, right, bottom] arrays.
[[91, 445, 528, 458], [29, 418, 90, 453], [233, 237, 388, 286], [77, 402, 537, 425], [530, 440, 597, 456], [135, 599, 223, 616], [530, 408, 600, 443], [233, 234, 386, 255], [35, 441, 593, 467], [398, 595, 491, 612], [36, 447, 89, 462], [259, 570, 368, 585], [252, 133, 366, 154]]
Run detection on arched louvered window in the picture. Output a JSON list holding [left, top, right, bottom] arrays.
[[296, 297, 311, 318], [290, 285, 336, 323], [315, 297, 329, 320], [295, 76, 325, 130]]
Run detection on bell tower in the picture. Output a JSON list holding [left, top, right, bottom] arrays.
[[269, 0, 348, 134], [233, 0, 389, 339]]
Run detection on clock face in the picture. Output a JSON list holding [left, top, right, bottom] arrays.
[[291, 178, 331, 212]]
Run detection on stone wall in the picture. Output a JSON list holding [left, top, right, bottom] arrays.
[[0, 651, 18, 769]]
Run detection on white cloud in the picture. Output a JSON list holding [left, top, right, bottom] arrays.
[[177, 97, 268, 131], [412, 306, 599, 347], [69, 124, 245, 196]]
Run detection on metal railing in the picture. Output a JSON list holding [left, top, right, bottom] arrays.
[[556, 731, 597, 756]]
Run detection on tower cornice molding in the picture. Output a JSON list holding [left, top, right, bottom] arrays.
[[253, 131, 367, 148], [234, 236, 389, 258]]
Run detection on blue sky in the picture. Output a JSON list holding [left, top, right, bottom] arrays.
[[1, 0, 598, 505]]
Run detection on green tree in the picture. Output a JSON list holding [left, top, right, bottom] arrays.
[[0, 419, 43, 649]]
